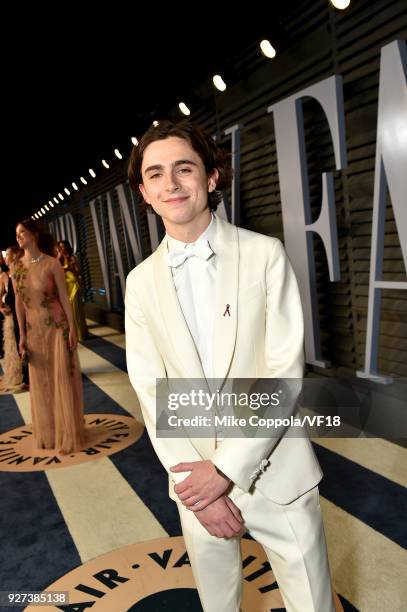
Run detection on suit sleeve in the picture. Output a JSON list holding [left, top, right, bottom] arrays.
[[211, 239, 304, 491], [125, 271, 204, 486]]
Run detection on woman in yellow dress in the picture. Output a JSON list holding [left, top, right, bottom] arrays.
[[57, 240, 88, 342]]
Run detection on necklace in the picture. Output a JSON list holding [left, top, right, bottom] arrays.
[[30, 254, 44, 264]]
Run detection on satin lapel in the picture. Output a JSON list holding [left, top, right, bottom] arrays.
[[153, 238, 205, 379], [213, 217, 239, 383]]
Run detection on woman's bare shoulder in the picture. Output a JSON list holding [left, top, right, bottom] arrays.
[[43, 254, 62, 270]]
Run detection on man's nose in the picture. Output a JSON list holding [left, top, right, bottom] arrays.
[[164, 172, 180, 191]]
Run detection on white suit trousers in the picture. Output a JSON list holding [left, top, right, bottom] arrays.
[[177, 485, 335, 612]]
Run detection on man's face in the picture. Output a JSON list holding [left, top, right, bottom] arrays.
[[139, 136, 218, 229]]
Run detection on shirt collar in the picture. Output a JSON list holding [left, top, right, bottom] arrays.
[[166, 213, 217, 254]]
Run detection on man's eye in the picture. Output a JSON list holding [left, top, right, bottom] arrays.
[[149, 173, 161, 179], [178, 167, 191, 174]]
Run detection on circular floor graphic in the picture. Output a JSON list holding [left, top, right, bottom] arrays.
[[24, 536, 344, 611], [0, 414, 144, 471]]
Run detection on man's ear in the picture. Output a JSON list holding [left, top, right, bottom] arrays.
[[208, 168, 219, 192], [139, 183, 149, 203]]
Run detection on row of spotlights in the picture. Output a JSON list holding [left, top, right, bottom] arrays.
[[34, 38, 276, 214], [37, 150, 123, 217], [212, 38, 277, 92], [35, 1, 352, 218], [34, 128, 159, 218]]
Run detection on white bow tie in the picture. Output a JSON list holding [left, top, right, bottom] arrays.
[[167, 240, 214, 268]]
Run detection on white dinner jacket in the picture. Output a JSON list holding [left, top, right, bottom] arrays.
[[125, 214, 322, 504]]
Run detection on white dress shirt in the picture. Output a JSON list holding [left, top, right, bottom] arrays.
[[166, 214, 217, 380]]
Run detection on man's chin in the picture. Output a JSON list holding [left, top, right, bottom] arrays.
[[161, 205, 210, 229], [165, 210, 195, 225]]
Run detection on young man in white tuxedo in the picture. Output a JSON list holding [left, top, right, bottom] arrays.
[[125, 121, 335, 612]]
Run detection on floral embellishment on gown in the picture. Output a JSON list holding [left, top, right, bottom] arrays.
[[40, 291, 74, 376], [13, 262, 31, 307]]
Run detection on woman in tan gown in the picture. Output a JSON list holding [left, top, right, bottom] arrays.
[[14, 219, 84, 454]]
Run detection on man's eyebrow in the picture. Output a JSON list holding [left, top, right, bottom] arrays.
[[173, 159, 197, 167], [144, 164, 163, 174], [144, 159, 198, 174]]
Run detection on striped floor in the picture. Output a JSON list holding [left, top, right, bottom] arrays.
[[0, 322, 406, 611]]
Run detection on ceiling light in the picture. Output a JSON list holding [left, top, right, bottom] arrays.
[[213, 75, 226, 91], [330, 0, 350, 8], [260, 40, 276, 59], [179, 102, 191, 116]]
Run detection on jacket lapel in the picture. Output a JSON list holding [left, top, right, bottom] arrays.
[[153, 237, 216, 458], [212, 217, 239, 383], [153, 238, 206, 378]]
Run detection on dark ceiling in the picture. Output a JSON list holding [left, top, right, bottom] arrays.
[[2, 2, 303, 246]]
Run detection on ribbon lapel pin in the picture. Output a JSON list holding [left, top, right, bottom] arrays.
[[223, 304, 231, 317]]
